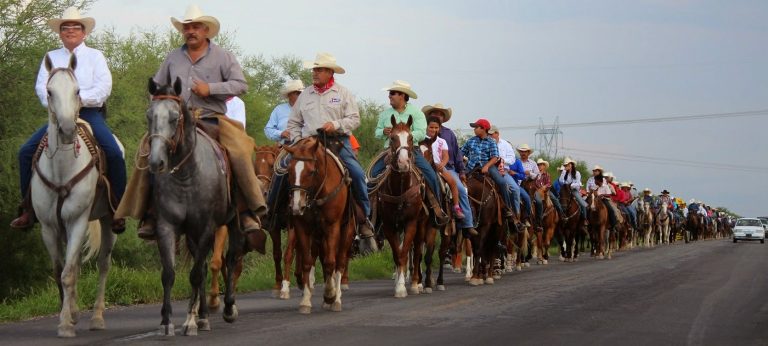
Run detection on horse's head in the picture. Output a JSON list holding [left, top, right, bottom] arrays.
[[587, 189, 598, 211], [254, 145, 279, 191], [284, 137, 323, 216], [388, 115, 414, 172], [146, 77, 188, 174], [45, 54, 81, 145]]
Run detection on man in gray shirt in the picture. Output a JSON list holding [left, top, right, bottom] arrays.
[[116, 5, 267, 241]]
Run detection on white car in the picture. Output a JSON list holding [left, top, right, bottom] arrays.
[[733, 218, 765, 244]]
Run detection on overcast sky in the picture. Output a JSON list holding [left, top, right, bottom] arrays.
[[87, 0, 768, 216]]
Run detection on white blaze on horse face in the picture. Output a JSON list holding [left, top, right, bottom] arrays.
[[394, 132, 410, 170], [291, 161, 305, 214]]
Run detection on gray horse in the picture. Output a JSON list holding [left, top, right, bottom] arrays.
[[146, 77, 241, 336]]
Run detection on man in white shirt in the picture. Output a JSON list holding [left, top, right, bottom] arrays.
[[586, 165, 603, 191], [11, 7, 126, 232], [225, 96, 246, 128], [488, 126, 524, 225]]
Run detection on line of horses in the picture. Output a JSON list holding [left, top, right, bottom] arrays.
[[32, 71, 732, 337]]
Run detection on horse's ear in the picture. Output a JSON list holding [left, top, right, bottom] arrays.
[[68, 54, 77, 71], [44, 54, 53, 72], [173, 76, 183, 96], [407, 115, 413, 127], [148, 78, 158, 95], [390, 114, 397, 128]]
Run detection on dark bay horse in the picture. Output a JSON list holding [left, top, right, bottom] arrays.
[[32, 54, 117, 337], [465, 170, 504, 285], [586, 190, 612, 259], [374, 115, 430, 297], [284, 135, 355, 313], [532, 185, 558, 265], [557, 186, 583, 262], [147, 77, 241, 335]]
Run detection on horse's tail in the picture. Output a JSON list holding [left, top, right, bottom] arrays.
[[82, 220, 102, 262]]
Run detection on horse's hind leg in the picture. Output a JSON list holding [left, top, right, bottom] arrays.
[[90, 218, 115, 331], [436, 231, 450, 291], [281, 225, 296, 299], [270, 226, 283, 298], [208, 225, 227, 310], [223, 219, 243, 323]]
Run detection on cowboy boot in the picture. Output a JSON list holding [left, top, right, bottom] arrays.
[[137, 208, 157, 241], [9, 207, 35, 230], [357, 218, 379, 255], [426, 189, 449, 226], [464, 227, 479, 236]]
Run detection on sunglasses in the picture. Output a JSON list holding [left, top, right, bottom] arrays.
[[389, 91, 404, 96], [60, 25, 84, 32]]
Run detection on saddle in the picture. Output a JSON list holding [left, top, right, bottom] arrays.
[[468, 169, 503, 226], [32, 120, 116, 212]]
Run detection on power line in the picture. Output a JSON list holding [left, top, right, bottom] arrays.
[[477, 109, 768, 131], [562, 146, 768, 171]]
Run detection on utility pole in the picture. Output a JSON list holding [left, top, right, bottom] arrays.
[[535, 117, 563, 158]]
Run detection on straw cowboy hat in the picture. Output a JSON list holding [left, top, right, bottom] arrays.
[[303, 52, 345, 74], [643, 188, 652, 193], [517, 143, 532, 152], [563, 157, 576, 166], [382, 80, 418, 99], [280, 79, 305, 96], [48, 7, 95, 34], [171, 5, 220, 38], [421, 103, 453, 122], [620, 182, 630, 188], [536, 158, 549, 169], [488, 125, 499, 135], [604, 171, 615, 179], [592, 165, 604, 172]]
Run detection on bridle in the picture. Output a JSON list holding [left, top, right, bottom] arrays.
[[146, 94, 196, 174]]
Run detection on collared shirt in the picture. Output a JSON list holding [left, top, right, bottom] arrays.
[[521, 158, 540, 180], [559, 170, 583, 189], [375, 103, 427, 147], [496, 139, 516, 168], [35, 42, 111, 108], [461, 136, 498, 171], [439, 126, 464, 174], [287, 83, 359, 141], [586, 176, 598, 191], [225, 96, 246, 128], [264, 102, 291, 142], [596, 183, 613, 196], [535, 171, 552, 189], [153, 41, 247, 117]]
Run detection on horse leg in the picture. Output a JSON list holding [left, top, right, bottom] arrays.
[[280, 225, 295, 299], [223, 218, 243, 323], [208, 225, 226, 310], [410, 222, 425, 296], [296, 227, 314, 314], [383, 225, 407, 298], [90, 217, 115, 331], [182, 231, 213, 336], [321, 222, 340, 310], [340, 220, 355, 291], [423, 225, 438, 293], [436, 230, 450, 291], [40, 227, 66, 335], [270, 226, 283, 298], [469, 225, 486, 286], [56, 217, 90, 337], [156, 225, 176, 336]]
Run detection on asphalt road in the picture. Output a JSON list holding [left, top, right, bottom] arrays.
[[1, 239, 767, 346]]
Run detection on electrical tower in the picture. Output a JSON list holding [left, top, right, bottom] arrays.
[[535, 117, 563, 158]]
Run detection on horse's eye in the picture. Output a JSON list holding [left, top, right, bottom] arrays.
[[47, 90, 52, 97], [75, 89, 80, 95]]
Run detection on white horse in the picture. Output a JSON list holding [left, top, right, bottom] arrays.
[[638, 200, 655, 248], [31, 54, 117, 337], [657, 203, 671, 244]]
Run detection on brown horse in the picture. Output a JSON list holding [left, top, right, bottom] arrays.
[[532, 185, 558, 265], [284, 135, 355, 313], [557, 186, 584, 262], [586, 190, 612, 259], [208, 144, 283, 309], [465, 170, 504, 285]]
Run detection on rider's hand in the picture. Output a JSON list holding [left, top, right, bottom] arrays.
[[280, 130, 290, 139], [191, 79, 210, 97], [321, 122, 336, 132], [383, 127, 392, 136], [481, 166, 489, 175]]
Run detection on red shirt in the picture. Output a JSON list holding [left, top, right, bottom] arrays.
[[610, 182, 624, 203]]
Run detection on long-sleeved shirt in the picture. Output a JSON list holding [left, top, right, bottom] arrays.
[[264, 102, 291, 142], [153, 41, 247, 117], [287, 83, 359, 141], [521, 158, 540, 180], [375, 103, 426, 147], [610, 182, 624, 203], [496, 139, 516, 168], [225, 96, 246, 128], [461, 136, 498, 171], [439, 126, 464, 174], [586, 176, 598, 191], [559, 170, 583, 189], [36, 42, 111, 108], [596, 183, 613, 196], [535, 171, 552, 189], [509, 159, 526, 183]]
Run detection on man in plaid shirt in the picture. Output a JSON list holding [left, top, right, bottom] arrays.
[[461, 118, 519, 227]]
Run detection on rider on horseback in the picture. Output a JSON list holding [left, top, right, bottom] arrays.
[[594, 174, 620, 230], [618, 182, 638, 230], [533, 159, 565, 228], [10, 7, 126, 232], [369, 80, 449, 226], [488, 126, 528, 224], [558, 157, 588, 224]]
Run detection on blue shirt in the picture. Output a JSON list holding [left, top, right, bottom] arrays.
[[461, 136, 498, 171], [439, 126, 465, 174], [264, 103, 291, 142], [508, 158, 526, 183]]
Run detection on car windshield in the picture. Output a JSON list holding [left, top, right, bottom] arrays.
[[736, 219, 762, 227]]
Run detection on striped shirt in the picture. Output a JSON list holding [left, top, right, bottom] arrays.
[[461, 136, 498, 170]]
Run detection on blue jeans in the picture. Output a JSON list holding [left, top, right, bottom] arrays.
[[18, 108, 126, 202], [571, 187, 588, 220], [621, 204, 637, 228], [518, 185, 532, 218], [501, 173, 521, 215], [533, 190, 565, 223], [370, 148, 440, 201], [602, 199, 618, 228], [445, 168, 473, 229], [486, 166, 513, 211]]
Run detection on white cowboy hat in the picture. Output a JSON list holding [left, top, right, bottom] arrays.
[[517, 143, 532, 152], [382, 80, 418, 99], [48, 7, 95, 34], [628, 181, 634, 186], [620, 182, 630, 188], [643, 188, 652, 193], [303, 52, 345, 74], [592, 165, 604, 172], [536, 158, 549, 169], [421, 103, 453, 122], [563, 157, 576, 166], [488, 125, 499, 135], [604, 171, 615, 179], [280, 79, 305, 96], [171, 5, 220, 38], [557, 165, 564, 171]]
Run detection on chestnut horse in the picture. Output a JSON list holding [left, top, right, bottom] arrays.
[[532, 185, 559, 265], [465, 170, 504, 285], [586, 190, 612, 259], [285, 135, 355, 313]]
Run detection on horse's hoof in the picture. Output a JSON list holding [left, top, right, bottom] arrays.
[[89, 316, 105, 330], [516, 266, 523, 272], [436, 285, 446, 291], [464, 276, 471, 282], [331, 302, 342, 312], [208, 297, 220, 312], [418, 283, 424, 293], [340, 284, 350, 291], [159, 323, 175, 336], [425, 287, 433, 294], [485, 278, 495, 285], [223, 305, 238, 323], [453, 268, 462, 273], [559, 256, 565, 262], [409, 287, 420, 295], [182, 323, 197, 336], [322, 302, 331, 310], [279, 290, 291, 300], [468, 278, 484, 286], [524, 262, 530, 268], [542, 259, 548, 265], [493, 274, 502, 280], [58, 324, 76, 338], [299, 305, 312, 314], [394, 289, 408, 298], [197, 319, 211, 331]]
